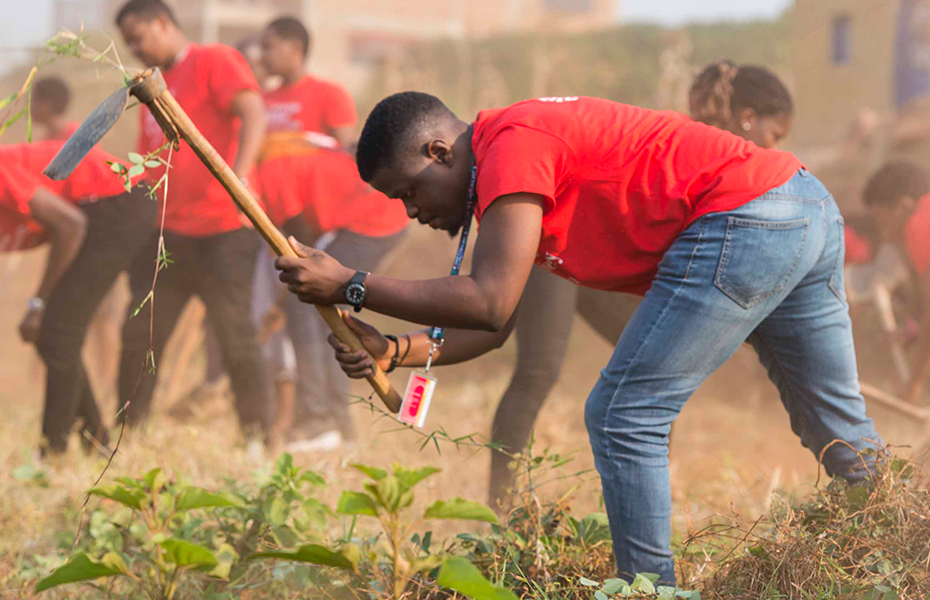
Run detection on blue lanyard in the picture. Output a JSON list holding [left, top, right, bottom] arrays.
[[428, 164, 477, 344]]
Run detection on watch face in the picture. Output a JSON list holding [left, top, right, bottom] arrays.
[[346, 283, 365, 305]]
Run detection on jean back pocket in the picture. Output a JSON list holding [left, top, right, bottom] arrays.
[[714, 216, 810, 309]]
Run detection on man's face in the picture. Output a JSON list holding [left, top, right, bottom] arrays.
[[119, 14, 172, 68], [30, 99, 54, 126], [260, 31, 300, 77], [369, 142, 472, 237]]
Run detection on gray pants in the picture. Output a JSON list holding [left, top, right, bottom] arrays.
[[252, 228, 406, 438], [490, 266, 641, 505]]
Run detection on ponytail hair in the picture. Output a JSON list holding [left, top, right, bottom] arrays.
[[689, 60, 793, 127]]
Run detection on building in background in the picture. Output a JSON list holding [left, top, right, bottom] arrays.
[[793, 0, 930, 148]]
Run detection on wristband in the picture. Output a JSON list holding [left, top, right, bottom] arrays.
[[385, 334, 400, 373]]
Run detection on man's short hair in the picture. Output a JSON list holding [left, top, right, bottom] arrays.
[[356, 92, 453, 182], [863, 161, 930, 208], [266, 16, 312, 58], [115, 0, 177, 26], [33, 77, 70, 115]]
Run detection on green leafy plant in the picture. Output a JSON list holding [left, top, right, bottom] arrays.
[[249, 461, 503, 600], [34, 454, 330, 599]]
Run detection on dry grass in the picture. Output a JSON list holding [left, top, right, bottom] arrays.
[[3, 229, 930, 598]]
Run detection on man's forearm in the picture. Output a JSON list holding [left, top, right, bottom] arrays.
[[231, 98, 267, 178], [393, 312, 516, 368], [35, 221, 85, 301], [365, 273, 512, 332]]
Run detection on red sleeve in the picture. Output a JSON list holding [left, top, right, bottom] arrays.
[[843, 225, 873, 265], [322, 81, 358, 130], [905, 195, 930, 275], [474, 125, 572, 218], [0, 163, 42, 216], [199, 45, 260, 113]]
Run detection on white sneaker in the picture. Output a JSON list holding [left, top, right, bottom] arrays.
[[285, 430, 342, 453]]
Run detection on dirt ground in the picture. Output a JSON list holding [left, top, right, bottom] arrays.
[[2, 224, 928, 591]]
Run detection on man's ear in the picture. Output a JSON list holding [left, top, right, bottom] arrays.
[[426, 139, 454, 166]]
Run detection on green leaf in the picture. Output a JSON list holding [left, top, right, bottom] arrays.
[[657, 586, 678, 600], [127, 164, 145, 178], [127, 152, 144, 164], [350, 463, 388, 480], [394, 464, 441, 491], [109, 161, 124, 173], [412, 554, 444, 574], [368, 477, 402, 512], [424, 497, 499, 524], [436, 556, 519, 600], [159, 539, 218, 568], [175, 487, 242, 512], [336, 491, 379, 516], [275, 452, 295, 475], [576, 512, 612, 545], [268, 496, 289, 526], [601, 578, 630, 594], [88, 485, 145, 510], [595, 591, 608, 600], [35, 553, 126, 592], [206, 543, 238, 580], [631, 573, 657, 594], [143, 468, 167, 495], [246, 543, 354, 570], [300, 469, 326, 487], [579, 577, 600, 587], [144, 160, 162, 168]]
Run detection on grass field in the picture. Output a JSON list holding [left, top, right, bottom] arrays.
[[2, 225, 928, 597]]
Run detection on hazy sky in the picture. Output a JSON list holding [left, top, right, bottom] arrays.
[[2, 0, 794, 74], [625, 0, 793, 24]]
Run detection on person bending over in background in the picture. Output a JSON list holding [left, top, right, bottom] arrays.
[[254, 16, 408, 450], [276, 91, 881, 583], [115, 0, 273, 443], [0, 142, 156, 455], [484, 60, 796, 507]]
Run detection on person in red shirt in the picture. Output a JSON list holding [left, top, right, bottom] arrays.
[[0, 141, 156, 455], [276, 92, 882, 582], [246, 16, 407, 450], [484, 61, 798, 507], [30, 76, 80, 142], [862, 161, 930, 389], [115, 0, 273, 440]]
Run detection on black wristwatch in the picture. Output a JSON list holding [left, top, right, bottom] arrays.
[[344, 270, 369, 312]]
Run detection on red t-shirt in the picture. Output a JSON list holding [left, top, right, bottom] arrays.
[[263, 75, 357, 135], [0, 142, 127, 252], [844, 225, 874, 265], [905, 194, 930, 275], [257, 148, 408, 237], [471, 97, 803, 295], [138, 44, 259, 237]]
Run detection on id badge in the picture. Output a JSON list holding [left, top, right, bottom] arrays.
[[398, 371, 437, 428]]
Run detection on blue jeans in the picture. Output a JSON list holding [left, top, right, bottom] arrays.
[[583, 170, 882, 583]]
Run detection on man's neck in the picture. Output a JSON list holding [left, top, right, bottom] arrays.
[[452, 121, 474, 164], [281, 67, 306, 87], [160, 35, 190, 71], [46, 115, 68, 134]]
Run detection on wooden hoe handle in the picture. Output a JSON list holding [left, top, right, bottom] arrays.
[[131, 69, 402, 413]]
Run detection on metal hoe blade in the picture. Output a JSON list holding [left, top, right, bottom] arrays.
[[43, 85, 129, 180]]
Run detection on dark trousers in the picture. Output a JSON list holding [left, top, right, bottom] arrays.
[[118, 227, 273, 434], [37, 187, 157, 452]]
